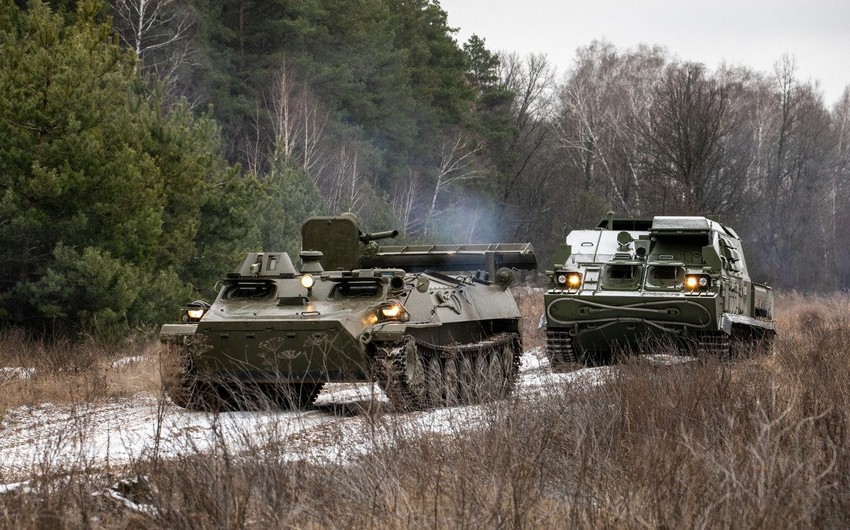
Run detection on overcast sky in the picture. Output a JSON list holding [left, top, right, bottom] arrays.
[[438, 0, 850, 106]]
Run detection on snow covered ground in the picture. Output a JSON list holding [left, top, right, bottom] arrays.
[[0, 349, 685, 481]]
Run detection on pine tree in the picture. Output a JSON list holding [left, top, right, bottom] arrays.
[[0, 0, 238, 337]]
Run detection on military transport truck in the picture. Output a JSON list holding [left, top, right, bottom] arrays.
[[161, 214, 537, 411], [544, 214, 775, 367]]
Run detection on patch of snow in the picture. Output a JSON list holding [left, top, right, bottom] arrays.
[[110, 356, 146, 369], [641, 354, 696, 365], [0, 350, 618, 478], [0, 367, 35, 380], [314, 382, 388, 405], [0, 480, 33, 494]]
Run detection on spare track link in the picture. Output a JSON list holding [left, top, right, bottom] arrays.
[[372, 332, 521, 411]]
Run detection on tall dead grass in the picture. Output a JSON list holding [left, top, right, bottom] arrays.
[[514, 285, 545, 351], [1, 292, 850, 528], [0, 329, 162, 415]]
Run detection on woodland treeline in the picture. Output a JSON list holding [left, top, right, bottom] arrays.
[[1, 0, 849, 338]]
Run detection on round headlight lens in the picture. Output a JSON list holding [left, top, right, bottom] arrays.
[[380, 302, 403, 319], [557, 274, 567, 285], [300, 274, 315, 289], [685, 276, 699, 289], [376, 300, 409, 322], [698, 277, 709, 287], [567, 272, 582, 288]]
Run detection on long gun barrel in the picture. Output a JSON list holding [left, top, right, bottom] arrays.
[[361, 243, 537, 276], [359, 230, 399, 243]]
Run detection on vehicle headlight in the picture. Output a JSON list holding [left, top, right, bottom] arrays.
[[300, 274, 315, 289], [181, 300, 210, 322], [684, 274, 711, 292], [375, 300, 410, 322], [556, 271, 582, 289], [186, 307, 205, 320]]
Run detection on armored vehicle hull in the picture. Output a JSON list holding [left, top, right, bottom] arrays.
[[161, 214, 536, 410], [544, 215, 775, 366]]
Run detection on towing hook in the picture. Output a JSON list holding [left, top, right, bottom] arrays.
[[360, 331, 373, 345]]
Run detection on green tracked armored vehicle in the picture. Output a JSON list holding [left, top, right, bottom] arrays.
[[544, 214, 775, 367], [160, 214, 536, 410]]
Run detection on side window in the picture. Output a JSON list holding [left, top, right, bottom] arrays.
[[223, 282, 276, 300], [645, 265, 685, 289], [601, 264, 641, 290], [329, 281, 382, 298]]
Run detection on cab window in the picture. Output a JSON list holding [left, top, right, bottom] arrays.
[[645, 265, 685, 289], [223, 282, 276, 300], [329, 280, 382, 298], [601, 264, 641, 290]]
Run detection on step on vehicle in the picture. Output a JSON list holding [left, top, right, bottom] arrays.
[[161, 213, 537, 411], [544, 214, 775, 367]]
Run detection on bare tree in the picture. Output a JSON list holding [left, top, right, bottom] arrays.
[[470, 51, 561, 241], [112, 0, 193, 64], [554, 42, 666, 216], [639, 62, 744, 215], [392, 169, 421, 237], [423, 132, 485, 236], [830, 86, 850, 285], [268, 58, 329, 175], [111, 0, 195, 105]]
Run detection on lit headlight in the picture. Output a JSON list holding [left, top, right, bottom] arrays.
[[300, 274, 315, 289], [556, 271, 582, 289], [375, 300, 410, 322], [684, 274, 711, 292], [181, 300, 210, 322]]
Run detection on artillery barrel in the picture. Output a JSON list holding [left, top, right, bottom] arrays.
[[361, 244, 537, 276], [360, 230, 399, 243]]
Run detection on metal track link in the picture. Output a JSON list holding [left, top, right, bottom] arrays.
[[371, 333, 521, 411], [546, 330, 577, 368], [696, 332, 731, 358]]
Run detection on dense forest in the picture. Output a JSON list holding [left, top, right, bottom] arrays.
[[1, 0, 849, 338]]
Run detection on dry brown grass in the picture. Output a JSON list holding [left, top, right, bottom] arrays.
[[0, 329, 162, 415], [514, 285, 546, 351], [2, 291, 850, 528]]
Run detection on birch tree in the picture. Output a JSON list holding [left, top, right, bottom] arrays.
[[554, 42, 665, 216], [424, 132, 484, 236], [111, 0, 192, 71]]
